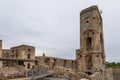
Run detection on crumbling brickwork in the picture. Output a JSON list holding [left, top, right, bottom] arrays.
[[76, 6, 106, 74], [1, 44, 36, 70], [0, 5, 108, 80], [36, 56, 76, 70], [0, 40, 2, 67]]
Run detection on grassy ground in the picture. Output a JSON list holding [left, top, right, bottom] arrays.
[[107, 66, 120, 69]]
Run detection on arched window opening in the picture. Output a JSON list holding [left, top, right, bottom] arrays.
[[27, 54, 30, 59], [45, 58, 50, 65], [28, 63, 30, 69], [28, 49, 31, 53], [52, 59, 56, 66], [64, 60, 66, 67], [16, 53, 18, 58], [35, 61, 38, 65], [86, 37, 92, 50]]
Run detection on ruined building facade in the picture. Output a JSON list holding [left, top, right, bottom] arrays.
[[0, 5, 106, 79], [0, 42, 36, 70], [76, 6, 106, 73], [37, 5, 106, 74]]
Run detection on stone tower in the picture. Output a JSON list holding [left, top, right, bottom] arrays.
[[76, 5, 105, 73], [0, 40, 2, 67]]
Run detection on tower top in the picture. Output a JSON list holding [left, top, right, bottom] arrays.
[[80, 5, 99, 15]]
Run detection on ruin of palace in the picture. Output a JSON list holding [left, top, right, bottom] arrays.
[[0, 5, 116, 80]]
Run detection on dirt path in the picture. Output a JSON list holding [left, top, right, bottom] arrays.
[[8, 78, 31, 80]]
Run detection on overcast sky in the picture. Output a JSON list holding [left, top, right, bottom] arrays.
[[0, 0, 120, 62]]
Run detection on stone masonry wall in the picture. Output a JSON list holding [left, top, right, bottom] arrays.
[[36, 56, 76, 70], [106, 68, 114, 80], [0, 40, 2, 67]]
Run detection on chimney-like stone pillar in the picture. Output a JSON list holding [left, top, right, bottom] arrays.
[[0, 40, 2, 67]]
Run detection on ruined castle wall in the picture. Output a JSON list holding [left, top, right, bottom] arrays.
[[0, 40, 2, 57], [2, 49, 11, 58], [2, 45, 35, 59], [76, 49, 86, 72], [77, 5, 106, 74], [112, 68, 120, 80], [89, 72, 103, 80], [0, 40, 2, 67], [104, 68, 120, 80], [36, 56, 76, 69], [92, 53, 103, 71], [10, 45, 35, 59], [106, 68, 114, 80], [1, 45, 35, 69], [24, 61, 35, 70]]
